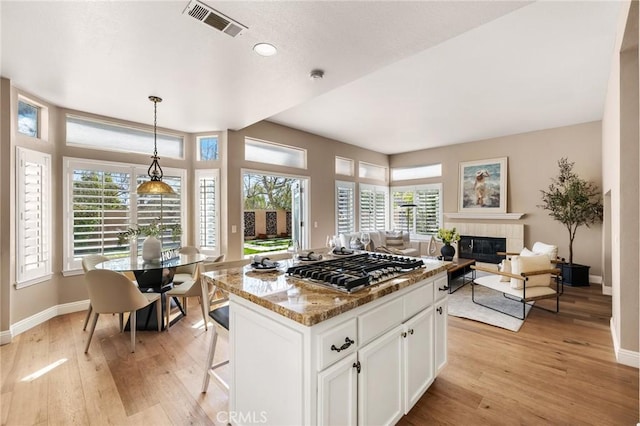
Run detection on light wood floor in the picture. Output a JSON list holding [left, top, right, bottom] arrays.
[[1, 284, 638, 425]]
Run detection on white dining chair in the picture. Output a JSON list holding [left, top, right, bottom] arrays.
[[84, 269, 162, 353], [81, 254, 111, 331], [164, 254, 226, 330]]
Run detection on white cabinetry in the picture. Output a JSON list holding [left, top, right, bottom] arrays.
[[434, 275, 448, 373], [228, 270, 447, 426], [357, 325, 404, 426], [403, 307, 434, 412], [317, 353, 358, 426]]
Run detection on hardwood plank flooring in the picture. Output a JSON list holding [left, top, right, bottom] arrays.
[[1, 284, 637, 425]]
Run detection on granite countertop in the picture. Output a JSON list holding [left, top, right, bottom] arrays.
[[202, 258, 449, 327]]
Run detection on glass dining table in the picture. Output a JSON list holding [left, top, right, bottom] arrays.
[[96, 253, 208, 330]]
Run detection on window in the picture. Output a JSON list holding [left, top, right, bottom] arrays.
[[359, 184, 388, 232], [66, 115, 184, 159], [16, 148, 51, 287], [245, 137, 306, 169], [64, 158, 186, 271], [195, 169, 220, 255], [359, 161, 387, 182], [335, 181, 355, 235], [391, 164, 442, 181], [18, 99, 40, 138], [198, 136, 219, 161], [391, 184, 442, 237], [335, 157, 354, 176]]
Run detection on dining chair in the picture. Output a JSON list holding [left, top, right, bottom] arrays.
[[172, 246, 200, 284], [82, 254, 139, 332], [164, 254, 225, 330], [84, 269, 162, 353]]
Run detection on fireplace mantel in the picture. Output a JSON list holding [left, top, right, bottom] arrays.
[[444, 212, 525, 220]]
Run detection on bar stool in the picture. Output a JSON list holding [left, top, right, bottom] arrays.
[[200, 258, 250, 393]]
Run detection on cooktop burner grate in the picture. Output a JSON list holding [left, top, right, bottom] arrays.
[[286, 253, 424, 293]]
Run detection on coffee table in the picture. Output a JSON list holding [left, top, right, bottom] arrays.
[[446, 258, 476, 293]]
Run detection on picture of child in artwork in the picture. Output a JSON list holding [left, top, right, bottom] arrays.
[[462, 162, 502, 208]]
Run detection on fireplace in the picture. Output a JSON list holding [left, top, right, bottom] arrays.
[[459, 235, 506, 264]]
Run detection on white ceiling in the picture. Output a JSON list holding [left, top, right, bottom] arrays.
[[1, 1, 622, 155]]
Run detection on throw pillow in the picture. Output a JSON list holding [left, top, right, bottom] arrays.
[[385, 231, 405, 248], [510, 254, 552, 289], [520, 247, 535, 257], [532, 241, 558, 261], [499, 259, 512, 282]]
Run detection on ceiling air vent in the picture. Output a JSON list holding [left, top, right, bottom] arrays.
[[183, 0, 247, 37]]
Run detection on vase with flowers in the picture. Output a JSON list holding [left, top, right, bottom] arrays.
[[436, 227, 460, 261], [117, 219, 182, 262]]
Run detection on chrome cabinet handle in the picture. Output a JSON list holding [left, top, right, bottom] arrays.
[[331, 337, 355, 352]]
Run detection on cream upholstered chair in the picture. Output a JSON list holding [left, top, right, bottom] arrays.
[[84, 269, 162, 353], [172, 246, 200, 284], [164, 254, 226, 330], [82, 254, 138, 332], [81, 254, 110, 331], [201, 258, 251, 393]]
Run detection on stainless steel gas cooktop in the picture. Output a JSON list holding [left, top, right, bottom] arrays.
[[286, 253, 424, 293]]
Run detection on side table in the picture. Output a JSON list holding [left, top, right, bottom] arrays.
[[446, 258, 476, 293]]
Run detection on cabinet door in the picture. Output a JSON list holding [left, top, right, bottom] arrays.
[[403, 307, 434, 413], [318, 353, 358, 426], [434, 299, 448, 374], [358, 325, 404, 426]]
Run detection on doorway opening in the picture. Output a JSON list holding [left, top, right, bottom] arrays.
[[242, 171, 308, 257]]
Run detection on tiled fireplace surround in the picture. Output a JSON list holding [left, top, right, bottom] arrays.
[[443, 222, 524, 255]]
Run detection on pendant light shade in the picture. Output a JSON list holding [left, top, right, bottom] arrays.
[[137, 96, 175, 195]]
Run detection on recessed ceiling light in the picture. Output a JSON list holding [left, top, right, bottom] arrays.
[[253, 43, 277, 57]]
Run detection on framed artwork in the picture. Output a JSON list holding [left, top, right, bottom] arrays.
[[458, 157, 507, 213]]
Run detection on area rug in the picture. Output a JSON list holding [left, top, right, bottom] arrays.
[[447, 280, 533, 332]]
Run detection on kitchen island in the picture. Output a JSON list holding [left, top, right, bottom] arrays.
[[202, 257, 449, 426]]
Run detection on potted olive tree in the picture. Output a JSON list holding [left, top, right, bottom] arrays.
[[539, 158, 603, 286]]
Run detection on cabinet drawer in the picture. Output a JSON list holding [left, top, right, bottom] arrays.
[[317, 318, 358, 371], [404, 281, 433, 321], [359, 296, 403, 347], [434, 275, 448, 302]]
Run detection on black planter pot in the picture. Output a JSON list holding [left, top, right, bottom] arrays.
[[560, 263, 590, 286], [440, 243, 455, 261]]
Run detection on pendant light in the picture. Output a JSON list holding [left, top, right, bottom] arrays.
[[136, 95, 176, 195]]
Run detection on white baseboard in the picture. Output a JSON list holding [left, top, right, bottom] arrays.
[[610, 318, 640, 368], [0, 329, 12, 345], [1, 300, 89, 345], [589, 274, 602, 284], [601, 285, 612, 296]]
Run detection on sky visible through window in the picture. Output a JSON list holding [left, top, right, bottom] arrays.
[[18, 100, 38, 137]]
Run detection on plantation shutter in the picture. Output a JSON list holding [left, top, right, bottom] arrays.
[[71, 168, 131, 259], [391, 190, 413, 231], [415, 187, 441, 235], [390, 185, 441, 236], [198, 174, 217, 250], [360, 184, 388, 232], [16, 148, 51, 286], [336, 181, 355, 235], [359, 188, 375, 231], [374, 189, 388, 230]]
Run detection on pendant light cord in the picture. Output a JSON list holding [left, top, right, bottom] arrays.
[[147, 95, 163, 181]]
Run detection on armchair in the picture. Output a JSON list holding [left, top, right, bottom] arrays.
[[470, 246, 563, 320]]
